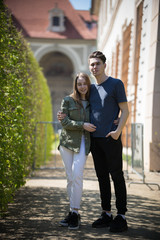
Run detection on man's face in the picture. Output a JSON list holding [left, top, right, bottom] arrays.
[[89, 58, 106, 77]]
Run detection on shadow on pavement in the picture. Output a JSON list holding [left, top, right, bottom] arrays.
[[0, 184, 160, 240]]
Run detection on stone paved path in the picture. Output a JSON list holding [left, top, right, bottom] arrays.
[[0, 157, 160, 240]]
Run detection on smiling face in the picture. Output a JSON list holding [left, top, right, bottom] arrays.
[[77, 77, 88, 99], [89, 57, 106, 78]]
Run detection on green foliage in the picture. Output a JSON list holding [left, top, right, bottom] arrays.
[[123, 153, 131, 165], [0, 3, 53, 213]]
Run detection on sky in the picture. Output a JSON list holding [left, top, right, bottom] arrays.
[[69, 0, 91, 10]]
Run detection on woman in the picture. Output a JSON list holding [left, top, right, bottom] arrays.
[[58, 73, 96, 230]]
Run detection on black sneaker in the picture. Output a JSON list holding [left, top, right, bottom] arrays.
[[92, 212, 113, 228], [68, 212, 81, 230], [59, 212, 72, 227], [110, 215, 128, 232]]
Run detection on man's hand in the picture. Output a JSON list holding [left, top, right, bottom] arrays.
[[83, 123, 96, 132], [57, 111, 66, 121], [106, 102, 129, 140], [106, 130, 120, 140]]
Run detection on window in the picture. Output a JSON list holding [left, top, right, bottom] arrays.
[[121, 21, 132, 93], [121, 22, 132, 147], [133, 1, 144, 122], [48, 5, 65, 32], [52, 16, 60, 26]]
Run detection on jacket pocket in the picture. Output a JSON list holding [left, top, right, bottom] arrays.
[[68, 107, 80, 120]]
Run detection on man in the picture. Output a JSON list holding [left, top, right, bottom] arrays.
[[58, 51, 129, 233], [86, 51, 129, 232]]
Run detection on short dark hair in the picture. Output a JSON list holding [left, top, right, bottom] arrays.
[[88, 51, 106, 64]]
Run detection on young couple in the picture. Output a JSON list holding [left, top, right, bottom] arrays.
[[57, 51, 129, 232]]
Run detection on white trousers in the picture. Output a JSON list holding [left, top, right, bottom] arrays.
[[59, 135, 87, 210]]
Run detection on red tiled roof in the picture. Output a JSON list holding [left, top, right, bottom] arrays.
[[4, 0, 97, 40], [11, 14, 29, 37], [77, 10, 97, 37], [77, 10, 98, 22]]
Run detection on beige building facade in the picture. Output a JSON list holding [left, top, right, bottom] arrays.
[[91, 0, 160, 171]]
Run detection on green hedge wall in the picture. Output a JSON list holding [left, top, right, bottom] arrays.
[[0, 3, 53, 213]]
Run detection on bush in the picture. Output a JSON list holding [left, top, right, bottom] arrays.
[[0, 2, 53, 213]]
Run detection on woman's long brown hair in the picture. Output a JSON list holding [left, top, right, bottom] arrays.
[[70, 73, 91, 105]]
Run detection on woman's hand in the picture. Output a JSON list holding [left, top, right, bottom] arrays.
[[83, 123, 96, 132]]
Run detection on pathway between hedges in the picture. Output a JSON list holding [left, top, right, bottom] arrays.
[[0, 156, 160, 240]]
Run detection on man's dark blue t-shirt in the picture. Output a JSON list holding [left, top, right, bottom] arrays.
[[89, 76, 127, 137]]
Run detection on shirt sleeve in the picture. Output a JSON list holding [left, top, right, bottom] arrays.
[[115, 80, 127, 103]]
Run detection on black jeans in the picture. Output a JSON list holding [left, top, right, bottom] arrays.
[[91, 136, 127, 215]]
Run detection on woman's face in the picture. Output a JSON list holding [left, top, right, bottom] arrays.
[[77, 77, 88, 99]]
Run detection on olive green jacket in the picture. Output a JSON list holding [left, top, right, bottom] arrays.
[[59, 96, 90, 155]]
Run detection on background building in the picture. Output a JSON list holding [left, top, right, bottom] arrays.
[[5, 0, 97, 120], [91, 0, 160, 171]]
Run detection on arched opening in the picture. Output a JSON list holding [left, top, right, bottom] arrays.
[[39, 51, 74, 121]]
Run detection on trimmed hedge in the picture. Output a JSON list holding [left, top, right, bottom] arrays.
[[0, 3, 53, 213]]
